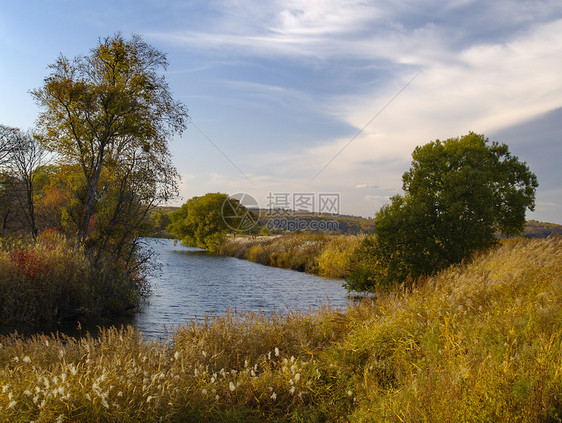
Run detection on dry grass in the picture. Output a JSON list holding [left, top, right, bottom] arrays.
[[220, 234, 363, 278], [0, 237, 561, 421]]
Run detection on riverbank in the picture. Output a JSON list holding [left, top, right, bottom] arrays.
[[219, 233, 363, 279], [219, 221, 562, 286], [0, 232, 146, 331], [2, 237, 560, 421]]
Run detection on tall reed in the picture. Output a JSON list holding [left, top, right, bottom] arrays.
[[0, 237, 560, 421], [220, 233, 363, 278]]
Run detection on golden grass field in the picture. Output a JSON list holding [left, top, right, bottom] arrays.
[[220, 233, 363, 278], [0, 237, 561, 421]]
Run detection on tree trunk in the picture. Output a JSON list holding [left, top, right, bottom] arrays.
[[78, 150, 105, 241]]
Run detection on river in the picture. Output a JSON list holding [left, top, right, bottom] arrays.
[[130, 238, 353, 338]]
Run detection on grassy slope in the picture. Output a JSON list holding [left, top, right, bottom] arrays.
[[220, 233, 363, 278], [0, 237, 561, 422]]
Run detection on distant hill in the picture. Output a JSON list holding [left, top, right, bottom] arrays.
[[523, 220, 562, 238], [152, 206, 560, 238], [256, 212, 562, 237]]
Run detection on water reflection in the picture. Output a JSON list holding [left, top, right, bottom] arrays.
[[131, 238, 352, 338]]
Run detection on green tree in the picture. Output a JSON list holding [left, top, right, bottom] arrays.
[[31, 33, 187, 243], [346, 132, 538, 291], [150, 210, 171, 232], [167, 193, 253, 252], [32, 164, 75, 232]]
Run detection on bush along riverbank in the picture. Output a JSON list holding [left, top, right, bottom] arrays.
[[1, 237, 561, 422], [219, 233, 363, 279], [0, 232, 147, 331]]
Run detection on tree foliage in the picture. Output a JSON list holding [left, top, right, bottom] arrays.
[[346, 132, 538, 291], [31, 33, 187, 246], [167, 193, 253, 252], [150, 210, 171, 234]]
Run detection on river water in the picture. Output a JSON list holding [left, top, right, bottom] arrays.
[[131, 238, 352, 338]]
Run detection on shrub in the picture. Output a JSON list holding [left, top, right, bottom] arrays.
[[316, 235, 362, 278], [0, 232, 145, 329]]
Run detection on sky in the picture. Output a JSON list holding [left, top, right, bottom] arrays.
[[1, 0, 561, 223]]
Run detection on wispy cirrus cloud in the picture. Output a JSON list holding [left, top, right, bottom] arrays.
[[149, 0, 562, 219], [151, 0, 562, 62], [149, 0, 381, 59]]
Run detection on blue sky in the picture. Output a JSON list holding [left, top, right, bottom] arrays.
[[1, 0, 561, 223]]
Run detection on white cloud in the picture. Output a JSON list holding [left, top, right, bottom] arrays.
[[152, 1, 562, 64], [149, 1, 382, 59], [160, 1, 562, 219], [271, 0, 380, 36], [304, 18, 562, 175]]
